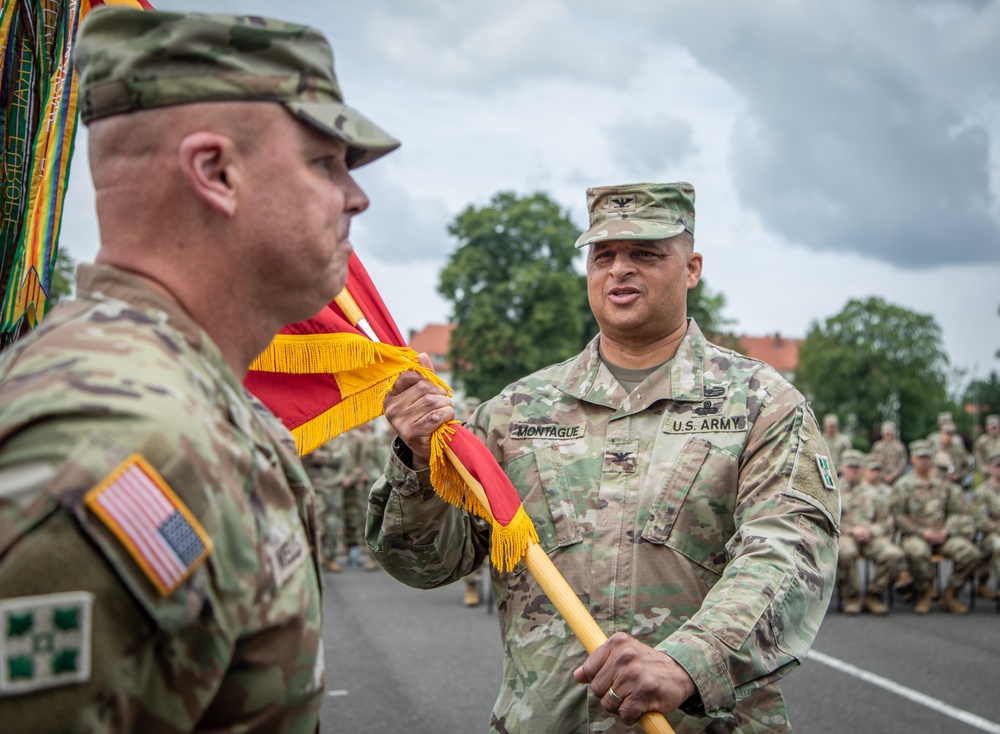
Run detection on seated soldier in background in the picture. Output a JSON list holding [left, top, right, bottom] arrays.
[[938, 422, 971, 488], [927, 411, 953, 449], [823, 413, 852, 474], [838, 451, 904, 615], [974, 414, 1000, 476], [891, 440, 979, 614], [872, 421, 908, 485], [971, 449, 1000, 600]]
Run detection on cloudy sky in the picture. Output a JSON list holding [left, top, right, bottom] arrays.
[[61, 0, 999, 386]]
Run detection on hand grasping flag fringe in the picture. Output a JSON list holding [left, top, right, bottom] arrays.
[[246, 254, 675, 734]]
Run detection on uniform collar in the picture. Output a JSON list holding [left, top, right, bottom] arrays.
[[559, 318, 707, 409], [76, 263, 233, 384]]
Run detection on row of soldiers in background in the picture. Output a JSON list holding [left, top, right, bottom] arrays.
[[823, 411, 1000, 488], [836, 441, 1000, 616], [301, 420, 391, 573]]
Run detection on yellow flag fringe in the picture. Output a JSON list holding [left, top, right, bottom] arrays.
[[429, 422, 539, 573], [250, 332, 378, 374], [253, 327, 537, 570]]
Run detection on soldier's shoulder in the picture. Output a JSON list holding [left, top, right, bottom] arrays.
[[703, 338, 801, 399]]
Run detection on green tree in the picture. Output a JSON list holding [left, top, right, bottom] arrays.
[[797, 297, 949, 443], [687, 278, 732, 341], [964, 371, 1000, 432], [49, 247, 76, 304], [439, 192, 587, 399]]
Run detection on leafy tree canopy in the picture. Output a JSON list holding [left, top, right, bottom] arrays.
[[439, 192, 588, 399], [797, 296, 949, 443]]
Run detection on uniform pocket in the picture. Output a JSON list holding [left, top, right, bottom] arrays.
[[640, 436, 736, 575], [504, 445, 582, 555]]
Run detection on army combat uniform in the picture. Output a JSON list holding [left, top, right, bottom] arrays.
[[0, 266, 324, 732], [890, 466, 978, 608], [837, 471, 903, 611], [870, 437, 908, 485], [971, 457, 1000, 596], [302, 439, 346, 570], [369, 321, 839, 733]]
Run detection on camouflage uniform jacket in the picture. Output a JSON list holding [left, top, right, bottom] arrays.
[[369, 321, 840, 733], [870, 438, 907, 484], [841, 481, 892, 537], [974, 434, 1000, 473], [971, 477, 1000, 535], [890, 472, 974, 540], [0, 265, 324, 733], [940, 439, 971, 483]]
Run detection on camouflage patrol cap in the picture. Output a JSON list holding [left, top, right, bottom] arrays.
[[841, 449, 864, 468], [75, 8, 399, 168], [909, 439, 933, 458], [574, 182, 695, 248], [936, 411, 953, 426], [987, 414, 1000, 428], [863, 454, 882, 470], [823, 413, 839, 426], [881, 420, 896, 434]]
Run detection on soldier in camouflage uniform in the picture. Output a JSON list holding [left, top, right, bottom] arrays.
[[302, 439, 347, 572], [973, 414, 1000, 475], [370, 183, 839, 733], [823, 413, 852, 474], [971, 449, 1000, 600], [837, 451, 903, 615], [340, 422, 385, 570], [890, 440, 978, 615], [0, 8, 398, 732], [926, 410, 953, 449], [937, 422, 971, 488], [871, 420, 908, 485]]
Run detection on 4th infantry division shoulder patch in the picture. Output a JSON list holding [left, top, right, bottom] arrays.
[[0, 591, 93, 696], [84, 454, 212, 598]]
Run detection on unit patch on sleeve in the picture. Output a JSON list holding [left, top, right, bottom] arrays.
[[815, 454, 838, 491], [0, 591, 93, 696], [84, 454, 212, 598]]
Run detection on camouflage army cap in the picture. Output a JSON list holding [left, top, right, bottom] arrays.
[[987, 414, 1000, 428], [863, 454, 882, 470], [75, 8, 399, 168], [574, 182, 695, 248], [823, 413, 839, 426], [881, 420, 896, 434], [840, 449, 864, 468], [909, 439, 933, 458]]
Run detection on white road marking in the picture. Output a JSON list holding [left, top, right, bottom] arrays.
[[808, 649, 1000, 733], [326, 689, 350, 697]]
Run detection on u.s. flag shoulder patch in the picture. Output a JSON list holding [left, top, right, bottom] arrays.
[[84, 454, 212, 598]]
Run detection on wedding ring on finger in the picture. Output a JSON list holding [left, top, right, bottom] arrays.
[[607, 687, 624, 704]]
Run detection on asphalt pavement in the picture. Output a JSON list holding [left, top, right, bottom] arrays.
[[322, 565, 1000, 734]]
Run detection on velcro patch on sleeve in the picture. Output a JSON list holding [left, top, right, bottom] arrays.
[[84, 454, 212, 598], [815, 455, 837, 491], [0, 591, 93, 696]]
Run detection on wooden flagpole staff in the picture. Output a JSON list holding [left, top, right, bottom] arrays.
[[443, 445, 675, 734]]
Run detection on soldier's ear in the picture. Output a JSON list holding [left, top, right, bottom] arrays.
[[177, 132, 237, 217]]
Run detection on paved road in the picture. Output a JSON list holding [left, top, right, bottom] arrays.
[[322, 566, 1000, 733]]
